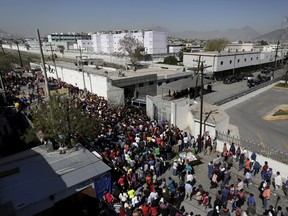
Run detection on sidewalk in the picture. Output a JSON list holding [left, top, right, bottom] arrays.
[[160, 150, 288, 216]]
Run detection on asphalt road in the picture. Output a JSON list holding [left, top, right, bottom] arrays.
[[225, 87, 288, 151]]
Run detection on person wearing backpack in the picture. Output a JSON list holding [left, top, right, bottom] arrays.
[[253, 161, 261, 177]]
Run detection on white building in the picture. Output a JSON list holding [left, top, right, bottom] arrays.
[[47, 32, 91, 43], [184, 51, 261, 74], [74, 39, 93, 51], [91, 30, 167, 54]]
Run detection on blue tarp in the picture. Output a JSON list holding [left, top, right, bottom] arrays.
[[94, 172, 111, 200]]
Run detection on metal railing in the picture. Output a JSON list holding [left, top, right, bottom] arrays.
[[217, 131, 288, 164]]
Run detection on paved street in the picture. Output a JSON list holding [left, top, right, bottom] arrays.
[[226, 87, 288, 151]]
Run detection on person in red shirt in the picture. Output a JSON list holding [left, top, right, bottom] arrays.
[[140, 202, 151, 216]]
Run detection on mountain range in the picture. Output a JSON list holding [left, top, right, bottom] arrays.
[[150, 26, 287, 42]]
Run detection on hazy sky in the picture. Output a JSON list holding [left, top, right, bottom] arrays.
[[1, 0, 288, 36]]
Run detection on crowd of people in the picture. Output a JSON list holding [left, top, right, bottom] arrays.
[[4, 68, 288, 216]]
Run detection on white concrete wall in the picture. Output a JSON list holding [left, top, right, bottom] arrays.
[[216, 140, 288, 183], [175, 103, 190, 130], [43, 64, 109, 98], [168, 46, 183, 54]]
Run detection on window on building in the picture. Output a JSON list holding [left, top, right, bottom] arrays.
[[237, 59, 240, 63], [158, 82, 162, 86], [257, 57, 258, 60], [220, 61, 223, 65], [244, 58, 247, 62], [149, 81, 154, 85], [230, 60, 232, 64], [251, 57, 253, 61], [139, 83, 144, 87]]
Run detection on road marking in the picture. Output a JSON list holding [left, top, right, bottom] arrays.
[[257, 101, 263, 105], [257, 131, 267, 150]]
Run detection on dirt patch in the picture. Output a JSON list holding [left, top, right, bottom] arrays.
[[263, 104, 288, 120]]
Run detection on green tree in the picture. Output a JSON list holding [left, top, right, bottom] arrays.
[[25, 96, 101, 147], [163, 56, 178, 65], [118, 35, 144, 67], [259, 40, 268, 45], [178, 47, 191, 62], [57, 45, 65, 55], [204, 38, 230, 51]]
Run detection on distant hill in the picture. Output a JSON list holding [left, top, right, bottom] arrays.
[[253, 29, 288, 42], [150, 26, 261, 41], [0, 29, 23, 39]]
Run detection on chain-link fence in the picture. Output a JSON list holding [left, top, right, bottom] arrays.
[[217, 131, 288, 164]]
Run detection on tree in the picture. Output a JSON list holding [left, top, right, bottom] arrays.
[[25, 96, 101, 148], [178, 47, 191, 62], [118, 35, 144, 67], [259, 40, 268, 45], [0, 40, 5, 54], [163, 56, 178, 65], [57, 45, 65, 55], [204, 38, 230, 52]]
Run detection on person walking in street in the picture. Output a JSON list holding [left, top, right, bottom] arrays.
[[261, 161, 269, 181], [273, 171, 282, 191], [262, 185, 271, 209]]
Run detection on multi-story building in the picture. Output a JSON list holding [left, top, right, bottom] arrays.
[[91, 30, 167, 54]]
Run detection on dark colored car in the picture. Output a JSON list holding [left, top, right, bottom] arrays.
[[261, 67, 273, 74], [247, 78, 262, 88], [223, 74, 243, 84]]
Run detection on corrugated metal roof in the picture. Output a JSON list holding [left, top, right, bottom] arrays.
[[0, 145, 110, 214]]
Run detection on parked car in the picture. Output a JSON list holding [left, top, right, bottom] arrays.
[[223, 75, 238, 84], [261, 67, 273, 74], [243, 73, 254, 80], [247, 78, 262, 88]]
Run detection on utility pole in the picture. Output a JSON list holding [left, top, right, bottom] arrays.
[[49, 43, 59, 82], [78, 46, 87, 94], [37, 29, 50, 99], [193, 56, 212, 140], [274, 17, 288, 69], [15, 41, 23, 68]]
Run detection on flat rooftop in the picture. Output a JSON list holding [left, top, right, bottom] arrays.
[[48, 61, 192, 81]]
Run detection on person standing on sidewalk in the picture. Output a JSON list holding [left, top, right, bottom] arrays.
[[261, 161, 269, 181], [262, 185, 271, 209], [273, 171, 282, 191]]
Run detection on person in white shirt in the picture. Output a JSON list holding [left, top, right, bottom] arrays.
[[186, 171, 194, 183], [274, 171, 282, 190], [148, 189, 158, 204], [172, 160, 178, 176], [245, 171, 251, 188], [131, 195, 141, 207], [237, 178, 244, 191], [119, 192, 128, 204]]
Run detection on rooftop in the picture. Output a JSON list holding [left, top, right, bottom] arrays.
[[0, 144, 110, 215], [184, 50, 261, 56], [48, 61, 192, 81]]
